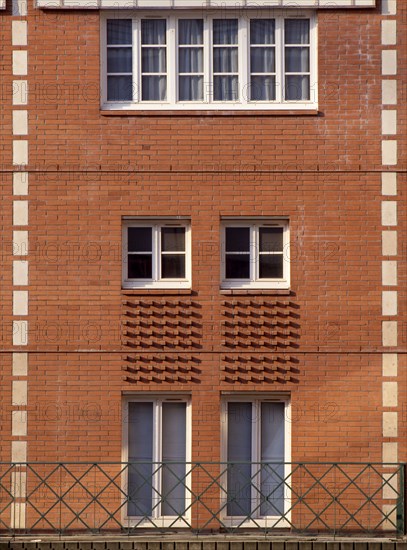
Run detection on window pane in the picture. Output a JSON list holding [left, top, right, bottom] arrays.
[[141, 19, 166, 45], [260, 403, 285, 516], [214, 76, 239, 101], [128, 227, 152, 252], [128, 254, 152, 279], [128, 402, 153, 516], [179, 76, 204, 101], [179, 48, 203, 73], [285, 19, 310, 44], [227, 402, 252, 516], [251, 76, 276, 101], [285, 47, 309, 72], [213, 47, 238, 73], [161, 403, 186, 515], [226, 254, 250, 279], [250, 47, 275, 73], [142, 48, 167, 73], [142, 76, 167, 101], [285, 75, 310, 100], [107, 76, 132, 101], [161, 227, 185, 252], [107, 19, 132, 45], [213, 19, 238, 44], [162, 255, 185, 278], [226, 227, 250, 252], [259, 227, 283, 252], [250, 19, 275, 44], [259, 254, 283, 279], [179, 19, 203, 45], [107, 47, 132, 73]]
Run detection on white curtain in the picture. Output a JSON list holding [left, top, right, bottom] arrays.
[[250, 19, 275, 45], [141, 20, 167, 101], [179, 19, 203, 45], [284, 19, 310, 100], [178, 20, 204, 101]]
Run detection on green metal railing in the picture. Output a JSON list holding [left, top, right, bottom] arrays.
[[0, 462, 405, 535]]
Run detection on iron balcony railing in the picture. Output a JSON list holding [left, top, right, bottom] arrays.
[[0, 462, 405, 535]]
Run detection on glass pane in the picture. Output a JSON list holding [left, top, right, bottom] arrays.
[[227, 402, 252, 516], [141, 19, 166, 45], [179, 19, 203, 45], [107, 19, 132, 45], [128, 402, 153, 516], [179, 76, 204, 101], [260, 402, 285, 516], [285, 47, 309, 72], [179, 48, 203, 73], [285, 75, 310, 100], [226, 227, 250, 252], [107, 47, 132, 73], [161, 228, 185, 252], [213, 19, 238, 44], [285, 19, 310, 44], [142, 48, 166, 73], [213, 47, 238, 73], [226, 255, 250, 279], [259, 254, 283, 279], [128, 227, 152, 252], [250, 47, 275, 73], [162, 255, 185, 278], [128, 254, 152, 279], [259, 227, 283, 252], [107, 75, 132, 101], [250, 19, 275, 44], [214, 76, 238, 101], [251, 76, 276, 101], [142, 76, 167, 101], [161, 403, 186, 516]]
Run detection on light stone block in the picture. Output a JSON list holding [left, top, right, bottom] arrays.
[[382, 291, 397, 316], [12, 410, 27, 436], [382, 321, 397, 347], [382, 382, 398, 407], [382, 261, 397, 286], [381, 172, 397, 195], [13, 200, 28, 226], [381, 201, 397, 226], [12, 352, 28, 376], [12, 51, 28, 76], [12, 81, 28, 106], [12, 21, 28, 46], [383, 473, 398, 500], [381, 50, 397, 75], [12, 110, 28, 135], [381, 20, 397, 45], [382, 80, 397, 105], [13, 172, 29, 195], [13, 290, 28, 316], [10, 503, 26, 530], [383, 411, 397, 437], [13, 140, 28, 165], [383, 442, 398, 463], [381, 110, 397, 135], [382, 140, 397, 165], [11, 472, 27, 498], [12, 380, 28, 406], [11, 440, 27, 462], [382, 231, 397, 256], [13, 231, 28, 256], [13, 320, 28, 346], [13, 260, 28, 286], [382, 353, 398, 376]]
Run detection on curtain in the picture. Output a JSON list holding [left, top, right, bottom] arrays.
[[178, 20, 204, 101], [284, 20, 310, 100], [285, 19, 309, 44], [106, 20, 133, 101], [107, 19, 132, 45], [250, 19, 275, 45], [179, 19, 203, 45], [141, 19, 166, 45], [142, 76, 167, 101]]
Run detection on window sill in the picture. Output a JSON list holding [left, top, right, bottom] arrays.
[[122, 289, 193, 295], [101, 109, 319, 117], [220, 289, 291, 296]]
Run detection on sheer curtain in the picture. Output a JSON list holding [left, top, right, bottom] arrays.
[[284, 19, 310, 100], [106, 19, 133, 101], [178, 19, 204, 101], [141, 19, 167, 101], [213, 19, 239, 101], [250, 19, 275, 101]]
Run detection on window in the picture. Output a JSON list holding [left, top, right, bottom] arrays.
[[122, 220, 191, 289], [221, 220, 290, 289], [102, 12, 317, 110], [123, 396, 191, 526], [221, 396, 290, 525]]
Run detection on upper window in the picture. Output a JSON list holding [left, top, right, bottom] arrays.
[[221, 220, 290, 289], [122, 220, 191, 289], [102, 12, 317, 110]]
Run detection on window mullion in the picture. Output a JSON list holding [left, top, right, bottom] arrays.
[[251, 226, 256, 282], [239, 17, 248, 105], [155, 226, 161, 282], [168, 16, 176, 104], [276, 17, 283, 104], [132, 18, 138, 103], [204, 17, 212, 104]]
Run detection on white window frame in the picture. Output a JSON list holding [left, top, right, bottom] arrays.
[[101, 11, 317, 111], [122, 395, 192, 528], [221, 219, 290, 290], [122, 219, 191, 289], [220, 394, 291, 528]]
